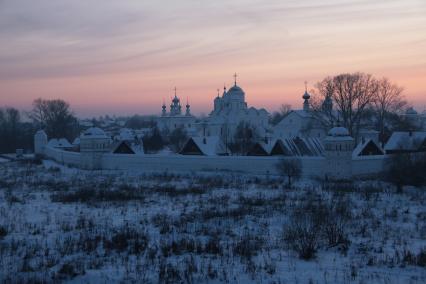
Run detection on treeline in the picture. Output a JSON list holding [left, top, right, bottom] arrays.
[[0, 108, 34, 153], [312, 73, 418, 143], [0, 98, 79, 154]]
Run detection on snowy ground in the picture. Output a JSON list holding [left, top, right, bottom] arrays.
[[0, 160, 425, 283]]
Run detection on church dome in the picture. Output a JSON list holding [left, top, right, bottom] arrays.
[[172, 95, 180, 103], [328, 127, 350, 137], [406, 107, 418, 115], [227, 85, 245, 97], [302, 91, 310, 100], [82, 127, 107, 138]]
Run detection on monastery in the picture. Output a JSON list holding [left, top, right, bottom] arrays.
[[35, 75, 426, 179]]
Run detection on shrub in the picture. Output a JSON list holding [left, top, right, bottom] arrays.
[[284, 199, 325, 260], [57, 262, 85, 279], [0, 226, 8, 239], [276, 158, 302, 187], [417, 249, 426, 267], [103, 226, 149, 254]]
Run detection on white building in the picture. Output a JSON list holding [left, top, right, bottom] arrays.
[[202, 78, 269, 141], [273, 87, 327, 140], [80, 127, 112, 170], [156, 90, 197, 135]]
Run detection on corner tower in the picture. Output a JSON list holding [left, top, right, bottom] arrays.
[[324, 127, 354, 179]]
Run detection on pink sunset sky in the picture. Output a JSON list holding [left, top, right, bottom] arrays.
[[0, 0, 425, 117]]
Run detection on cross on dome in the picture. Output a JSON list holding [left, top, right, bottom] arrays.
[[233, 73, 237, 86]]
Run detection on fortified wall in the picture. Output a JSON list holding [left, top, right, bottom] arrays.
[[36, 132, 386, 179]]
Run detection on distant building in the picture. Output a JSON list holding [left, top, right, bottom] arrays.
[[403, 107, 426, 130]]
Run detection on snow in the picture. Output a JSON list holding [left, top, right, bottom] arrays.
[[0, 157, 9, 163], [0, 162, 425, 283]]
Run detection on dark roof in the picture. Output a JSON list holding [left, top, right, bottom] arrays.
[[247, 143, 269, 156], [248, 138, 324, 156], [353, 139, 384, 157], [110, 141, 135, 154]]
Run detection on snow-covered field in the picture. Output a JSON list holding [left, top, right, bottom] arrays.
[[0, 160, 425, 283]]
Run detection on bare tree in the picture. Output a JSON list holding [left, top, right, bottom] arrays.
[[311, 79, 336, 129], [276, 158, 302, 187], [29, 98, 78, 140], [229, 121, 258, 155], [373, 78, 406, 144], [312, 73, 378, 141], [270, 104, 292, 125], [0, 108, 35, 153]]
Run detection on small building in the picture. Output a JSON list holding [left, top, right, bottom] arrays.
[[384, 131, 426, 154], [180, 136, 229, 156], [80, 127, 112, 169]]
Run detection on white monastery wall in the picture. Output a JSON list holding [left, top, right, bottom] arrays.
[[44, 146, 81, 167], [43, 147, 384, 178], [101, 154, 326, 177], [43, 147, 326, 177]]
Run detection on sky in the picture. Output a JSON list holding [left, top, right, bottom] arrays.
[[0, 0, 425, 117]]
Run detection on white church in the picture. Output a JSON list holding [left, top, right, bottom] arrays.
[[202, 75, 270, 140], [156, 88, 197, 135]]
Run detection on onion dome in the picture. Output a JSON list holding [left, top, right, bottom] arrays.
[[303, 90, 310, 100]]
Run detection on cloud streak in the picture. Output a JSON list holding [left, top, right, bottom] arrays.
[[0, 0, 425, 115]]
